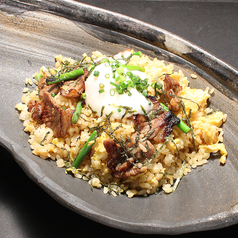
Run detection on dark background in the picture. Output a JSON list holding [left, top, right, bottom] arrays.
[[1, 1, 238, 237]]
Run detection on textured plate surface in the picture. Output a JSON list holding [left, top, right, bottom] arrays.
[[1, 0, 238, 234]]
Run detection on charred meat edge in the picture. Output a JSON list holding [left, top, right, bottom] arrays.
[[60, 69, 88, 98], [164, 74, 182, 112], [28, 70, 88, 137], [104, 96, 180, 179], [28, 92, 74, 138]]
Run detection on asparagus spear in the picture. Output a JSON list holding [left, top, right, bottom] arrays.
[[72, 130, 97, 169], [71, 99, 83, 124], [160, 103, 190, 133], [47, 68, 84, 85]]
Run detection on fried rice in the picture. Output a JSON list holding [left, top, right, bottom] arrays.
[[15, 50, 227, 197]]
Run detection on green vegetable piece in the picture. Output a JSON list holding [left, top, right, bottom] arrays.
[[94, 70, 100, 77], [99, 83, 104, 88], [34, 73, 42, 82], [71, 99, 83, 124], [115, 75, 126, 83], [116, 66, 124, 75], [133, 51, 143, 57], [72, 130, 97, 169], [105, 73, 110, 79], [121, 65, 145, 72], [160, 103, 190, 133], [47, 68, 84, 85], [82, 93, 86, 99]]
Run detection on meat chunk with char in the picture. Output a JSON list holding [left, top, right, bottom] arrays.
[[29, 68, 89, 137], [38, 69, 88, 99], [113, 158, 147, 179], [134, 111, 180, 143], [147, 95, 161, 111], [27, 100, 42, 122], [41, 92, 74, 138], [104, 96, 180, 179], [38, 71, 60, 99], [103, 139, 147, 179], [28, 92, 74, 138], [164, 74, 182, 111], [60, 69, 88, 98]]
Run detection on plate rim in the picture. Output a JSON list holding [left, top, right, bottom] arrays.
[[1, 0, 238, 234]]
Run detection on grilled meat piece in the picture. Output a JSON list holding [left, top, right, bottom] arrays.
[[29, 68, 89, 137], [164, 74, 182, 111], [104, 96, 180, 178], [103, 139, 147, 179], [113, 158, 147, 179], [28, 100, 42, 122], [28, 92, 74, 138], [134, 111, 180, 143], [38, 71, 60, 99], [147, 95, 161, 111], [134, 96, 180, 143], [104, 139, 123, 173], [41, 92, 74, 138], [60, 69, 88, 98]]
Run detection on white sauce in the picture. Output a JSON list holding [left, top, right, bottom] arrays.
[[85, 59, 153, 119]]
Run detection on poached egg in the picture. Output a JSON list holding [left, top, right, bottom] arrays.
[[85, 58, 153, 119]]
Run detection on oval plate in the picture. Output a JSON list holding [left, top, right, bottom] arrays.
[[1, 0, 238, 234]]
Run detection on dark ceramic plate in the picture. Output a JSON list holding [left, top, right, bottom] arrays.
[[1, 0, 238, 235]]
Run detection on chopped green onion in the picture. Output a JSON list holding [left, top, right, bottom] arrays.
[[160, 103, 190, 133], [121, 65, 145, 72], [160, 103, 169, 112], [99, 83, 104, 88], [34, 73, 42, 82], [51, 93, 56, 97], [126, 71, 133, 77], [88, 64, 96, 72], [101, 58, 110, 64], [71, 99, 83, 124], [94, 70, 100, 77], [133, 51, 143, 57], [72, 130, 97, 169], [82, 93, 86, 99], [115, 75, 126, 83], [47, 68, 84, 85], [110, 88, 115, 96], [110, 82, 117, 87], [105, 73, 110, 79], [99, 89, 105, 93], [142, 90, 148, 97], [116, 66, 124, 75], [151, 82, 162, 90]]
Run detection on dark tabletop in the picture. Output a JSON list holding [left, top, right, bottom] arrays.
[[1, 1, 238, 237]]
